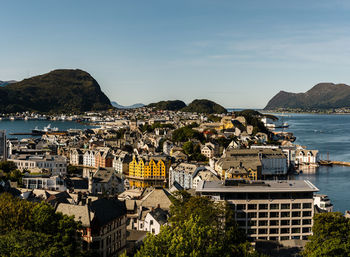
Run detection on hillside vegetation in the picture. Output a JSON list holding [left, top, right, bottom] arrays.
[[0, 69, 112, 113], [265, 83, 350, 110]]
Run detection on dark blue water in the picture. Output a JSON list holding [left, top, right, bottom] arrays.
[[278, 114, 350, 213], [0, 120, 95, 140]]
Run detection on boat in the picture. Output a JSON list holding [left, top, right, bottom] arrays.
[[32, 124, 60, 135]]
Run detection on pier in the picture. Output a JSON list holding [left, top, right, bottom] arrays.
[[319, 160, 350, 167]]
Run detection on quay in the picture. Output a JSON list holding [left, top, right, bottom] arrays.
[[319, 160, 350, 166]]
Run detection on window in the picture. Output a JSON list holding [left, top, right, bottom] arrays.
[[303, 219, 312, 225], [280, 228, 290, 234], [248, 212, 257, 218], [258, 229, 268, 235], [150, 220, 153, 225], [303, 203, 312, 209], [269, 228, 278, 234], [281, 220, 290, 226], [281, 204, 290, 209], [292, 228, 300, 234], [270, 220, 279, 226], [237, 220, 246, 227], [270, 204, 279, 210], [248, 204, 257, 210], [302, 227, 311, 233], [292, 211, 301, 217], [237, 212, 246, 219], [259, 204, 268, 210], [292, 220, 301, 226], [237, 204, 246, 210], [281, 236, 290, 241], [270, 212, 279, 218], [281, 212, 290, 218], [259, 220, 268, 226], [303, 211, 312, 217], [259, 212, 268, 218], [248, 220, 257, 226], [292, 203, 301, 209], [152, 229, 155, 234], [248, 229, 256, 235]]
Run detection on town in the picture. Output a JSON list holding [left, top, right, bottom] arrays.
[[0, 107, 334, 257]]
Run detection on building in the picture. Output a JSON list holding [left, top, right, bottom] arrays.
[[314, 194, 333, 212], [89, 167, 124, 195], [22, 175, 66, 191], [70, 148, 84, 166], [8, 154, 67, 175], [295, 149, 319, 166], [0, 130, 6, 161], [83, 150, 97, 167], [113, 151, 131, 175], [95, 148, 114, 168], [128, 156, 170, 188], [56, 198, 127, 257], [169, 163, 199, 189], [139, 207, 169, 235], [196, 179, 318, 241]]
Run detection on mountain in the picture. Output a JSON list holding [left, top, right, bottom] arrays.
[[0, 80, 16, 87], [148, 100, 186, 111], [182, 99, 227, 114], [264, 83, 350, 110], [111, 101, 144, 109], [0, 69, 112, 113]]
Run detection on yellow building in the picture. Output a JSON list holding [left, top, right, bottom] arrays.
[[128, 157, 170, 188]]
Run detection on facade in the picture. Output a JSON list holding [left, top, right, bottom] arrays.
[[314, 194, 333, 212], [56, 198, 127, 257], [295, 149, 319, 165], [8, 154, 67, 175], [0, 130, 6, 161], [83, 150, 97, 167], [128, 157, 170, 188], [139, 207, 168, 235], [90, 167, 124, 195], [22, 175, 66, 191], [95, 149, 114, 168], [196, 179, 318, 241], [70, 148, 84, 166], [113, 151, 131, 175], [169, 163, 199, 189]]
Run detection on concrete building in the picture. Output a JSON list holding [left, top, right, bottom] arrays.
[[314, 194, 333, 212], [22, 175, 66, 191], [196, 179, 318, 241], [169, 163, 199, 189], [0, 130, 6, 161], [8, 154, 67, 175]]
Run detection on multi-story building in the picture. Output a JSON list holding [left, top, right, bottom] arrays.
[[314, 194, 333, 212], [22, 175, 66, 191], [295, 149, 319, 166], [196, 179, 318, 241], [89, 167, 124, 196], [8, 154, 67, 175], [169, 163, 199, 189], [70, 148, 84, 166], [95, 149, 114, 168], [56, 198, 127, 257], [113, 151, 131, 175], [83, 150, 97, 167], [0, 130, 6, 161], [128, 156, 171, 188]]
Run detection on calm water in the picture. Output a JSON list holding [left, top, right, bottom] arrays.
[[278, 114, 350, 213], [0, 120, 95, 140]]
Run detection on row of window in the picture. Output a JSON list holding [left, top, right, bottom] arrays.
[[246, 227, 311, 235], [237, 219, 312, 227], [236, 211, 312, 219], [235, 203, 312, 210]]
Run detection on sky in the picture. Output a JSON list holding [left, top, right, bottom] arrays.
[[1, 0, 350, 108]]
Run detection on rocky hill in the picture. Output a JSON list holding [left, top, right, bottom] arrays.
[[182, 99, 227, 114], [148, 100, 186, 111], [264, 83, 350, 110], [0, 69, 112, 113]]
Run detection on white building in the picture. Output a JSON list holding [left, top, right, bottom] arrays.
[[83, 150, 96, 167], [314, 194, 333, 212], [295, 149, 319, 166], [23, 175, 66, 191], [8, 154, 67, 175], [169, 163, 199, 189]]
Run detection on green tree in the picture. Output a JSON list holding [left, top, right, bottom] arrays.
[[0, 161, 17, 173], [0, 193, 83, 257], [302, 212, 350, 257], [134, 191, 265, 257]]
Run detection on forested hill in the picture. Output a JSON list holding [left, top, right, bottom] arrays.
[[264, 83, 350, 110], [0, 69, 112, 113], [148, 99, 227, 114]]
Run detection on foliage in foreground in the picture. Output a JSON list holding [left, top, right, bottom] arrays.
[[0, 193, 85, 257], [132, 191, 266, 257], [302, 212, 350, 257]]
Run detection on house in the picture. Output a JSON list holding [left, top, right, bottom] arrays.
[[113, 151, 132, 175], [192, 168, 220, 189], [169, 163, 199, 189], [56, 198, 127, 257], [90, 167, 124, 195], [83, 150, 97, 167], [141, 207, 169, 235], [295, 149, 319, 166], [95, 148, 114, 168], [70, 148, 84, 165], [22, 175, 66, 191]]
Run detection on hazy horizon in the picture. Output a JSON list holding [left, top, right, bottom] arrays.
[[2, 1, 350, 108]]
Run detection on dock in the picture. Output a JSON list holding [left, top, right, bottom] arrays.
[[319, 160, 350, 166]]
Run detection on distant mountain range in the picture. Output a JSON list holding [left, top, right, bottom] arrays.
[[264, 83, 350, 110], [0, 69, 112, 113], [111, 101, 145, 109], [148, 99, 227, 114]]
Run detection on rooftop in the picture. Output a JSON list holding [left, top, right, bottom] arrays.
[[196, 179, 319, 193]]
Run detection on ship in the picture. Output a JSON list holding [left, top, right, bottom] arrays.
[[32, 124, 60, 135]]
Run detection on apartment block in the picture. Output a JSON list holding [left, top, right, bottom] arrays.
[[196, 179, 318, 241]]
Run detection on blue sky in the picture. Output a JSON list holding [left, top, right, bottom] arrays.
[[1, 0, 350, 108]]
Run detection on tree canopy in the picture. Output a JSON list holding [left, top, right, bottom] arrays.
[[132, 191, 266, 257], [0, 193, 86, 257], [302, 212, 350, 257]]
